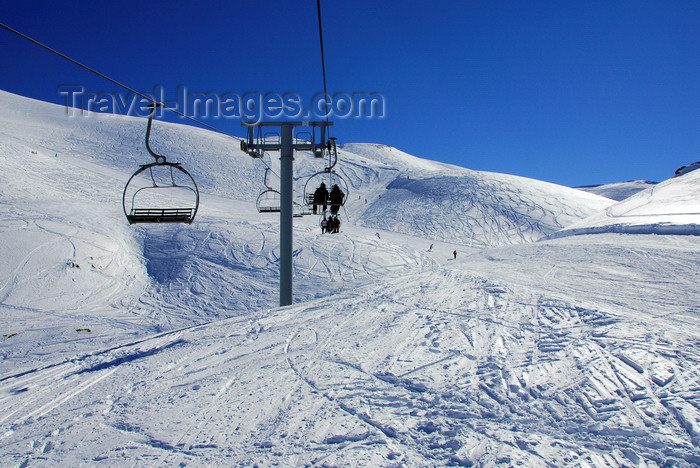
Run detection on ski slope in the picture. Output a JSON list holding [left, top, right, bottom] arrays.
[[1, 90, 699, 466], [340, 143, 613, 247]]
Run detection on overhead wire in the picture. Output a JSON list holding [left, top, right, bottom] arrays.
[[314, 0, 351, 222], [316, 0, 330, 127], [0, 22, 279, 177]]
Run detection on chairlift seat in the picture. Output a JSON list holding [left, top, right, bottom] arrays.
[[256, 186, 282, 213], [127, 208, 194, 224], [123, 162, 199, 225]]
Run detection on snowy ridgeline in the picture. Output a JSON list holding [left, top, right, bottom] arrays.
[[1, 90, 700, 466], [554, 169, 700, 238], [575, 180, 658, 201]]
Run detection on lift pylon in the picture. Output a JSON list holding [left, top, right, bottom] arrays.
[[242, 121, 333, 307]]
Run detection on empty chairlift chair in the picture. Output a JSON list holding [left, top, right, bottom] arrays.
[[256, 168, 281, 213], [123, 104, 200, 224]]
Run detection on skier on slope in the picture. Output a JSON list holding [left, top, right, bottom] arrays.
[[453, 250, 457, 259]]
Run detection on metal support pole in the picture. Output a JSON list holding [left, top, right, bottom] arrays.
[[242, 120, 332, 307], [279, 123, 294, 306]]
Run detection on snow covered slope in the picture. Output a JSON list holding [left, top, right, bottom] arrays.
[[341, 143, 613, 247], [552, 168, 700, 238], [0, 90, 262, 203], [1, 90, 699, 466], [0, 88, 611, 367], [2, 235, 699, 466]]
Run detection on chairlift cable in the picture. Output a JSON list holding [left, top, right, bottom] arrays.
[[316, 0, 330, 128], [0, 23, 227, 135], [0, 22, 279, 178], [299, 1, 350, 221]]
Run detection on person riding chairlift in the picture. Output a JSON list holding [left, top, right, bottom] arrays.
[[313, 182, 329, 215], [329, 184, 344, 215]]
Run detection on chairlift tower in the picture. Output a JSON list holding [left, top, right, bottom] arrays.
[[242, 121, 333, 306]]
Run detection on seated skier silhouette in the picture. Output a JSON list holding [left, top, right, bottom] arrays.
[[313, 182, 328, 215], [329, 184, 344, 215]]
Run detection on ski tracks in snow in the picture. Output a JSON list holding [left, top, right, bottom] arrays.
[[0, 330, 188, 465], [1, 251, 698, 465], [273, 267, 700, 466]]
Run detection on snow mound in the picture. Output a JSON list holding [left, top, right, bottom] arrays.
[[338, 144, 613, 247], [340, 142, 450, 172]]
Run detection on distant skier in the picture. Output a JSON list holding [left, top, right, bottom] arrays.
[[453, 250, 457, 259], [428, 244, 433, 252]]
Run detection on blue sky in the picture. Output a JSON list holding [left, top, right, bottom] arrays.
[[1, 1, 698, 187]]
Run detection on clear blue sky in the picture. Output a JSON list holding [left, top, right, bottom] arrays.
[[1, 1, 698, 187]]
